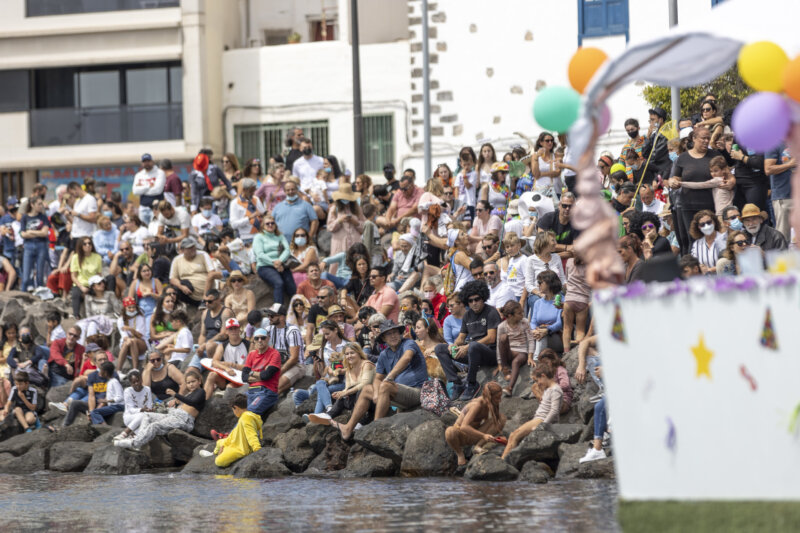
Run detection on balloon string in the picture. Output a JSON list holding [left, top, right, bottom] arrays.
[[629, 122, 674, 208]]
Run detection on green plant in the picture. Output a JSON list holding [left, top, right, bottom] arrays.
[[641, 66, 754, 118], [287, 32, 301, 43]]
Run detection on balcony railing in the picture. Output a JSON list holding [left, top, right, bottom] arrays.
[[30, 103, 182, 147], [27, 0, 179, 17]]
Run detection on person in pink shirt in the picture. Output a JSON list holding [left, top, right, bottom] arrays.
[[365, 265, 399, 323], [377, 171, 423, 231]]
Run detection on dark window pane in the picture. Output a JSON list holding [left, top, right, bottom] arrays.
[[35, 68, 75, 108], [78, 71, 119, 107], [127, 67, 168, 105], [0, 70, 30, 112], [169, 66, 182, 103]]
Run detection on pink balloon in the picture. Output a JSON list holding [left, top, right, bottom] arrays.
[[731, 92, 791, 152], [598, 104, 611, 133]]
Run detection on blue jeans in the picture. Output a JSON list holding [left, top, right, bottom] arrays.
[[586, 355, 604, 392], [525, 293, 540, 320], [257, 265, 296, 306], [593, 397, 607, 440], [315, 380, 345, 413], [138, 206, 154, 225], [89, 403, 124, 424], [49, 373, 70, 388], [22, 240, 48, 291], [68, 387, 88, 402], [321, 272, 348, 289], [246, 386, 279, 416], [293, 385, 314, 406]]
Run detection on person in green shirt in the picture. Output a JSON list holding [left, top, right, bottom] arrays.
[[70, 236, 105, 318]]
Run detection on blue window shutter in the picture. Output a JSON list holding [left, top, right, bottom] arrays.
[[578, 0, 628, 44], [605, 0, 628, 34]]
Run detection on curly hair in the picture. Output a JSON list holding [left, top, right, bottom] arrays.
[[459, 280, 490, 305], [629, 211, 661, 240], [689, 209, 720, 240], [618, 234, 643, 258]]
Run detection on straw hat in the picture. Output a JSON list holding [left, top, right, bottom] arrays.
[[332, 185, 359, 202], [741, 203, 767, 221]]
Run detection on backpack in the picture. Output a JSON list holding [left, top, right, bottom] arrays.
[[420, 378, 450, 416]]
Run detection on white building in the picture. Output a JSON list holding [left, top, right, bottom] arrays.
[[0, 0, 727, 199]]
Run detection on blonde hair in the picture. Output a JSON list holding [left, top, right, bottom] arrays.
[[96, 215, 111, 227], [342, 342, 368, 371], [533, 230, 555, 255], [503, 232, 521, 247]]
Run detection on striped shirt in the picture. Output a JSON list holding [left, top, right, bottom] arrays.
[[263, 324, 305, 364], [690, 233, 725, 269]]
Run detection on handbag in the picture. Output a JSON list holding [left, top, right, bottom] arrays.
[[277, 240, 301, 270], [420, 378, 450, 416]]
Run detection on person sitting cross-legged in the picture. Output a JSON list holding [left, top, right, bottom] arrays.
[[211, 394, 263, 467], [330, 320, 428, 441]]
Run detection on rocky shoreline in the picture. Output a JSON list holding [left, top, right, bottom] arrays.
[[0, 291, 614, 481]]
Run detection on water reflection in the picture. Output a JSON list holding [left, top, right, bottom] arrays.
[[0, 473, 619, 532]]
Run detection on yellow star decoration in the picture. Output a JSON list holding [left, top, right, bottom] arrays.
[[691, 334, 713, 380]]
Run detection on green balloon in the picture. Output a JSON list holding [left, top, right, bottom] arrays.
[[533, 86, 581, 133]]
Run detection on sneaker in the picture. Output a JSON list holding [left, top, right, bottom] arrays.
[[49, 402, 67, 413], [579, 447, 607, 463], [450, 382, 465, 401], [112, 433, 128, 442], [601, 431, 612, 449], [354, 423, 363, 431], [302, 414, 310, 424], [114, 439, 132, 449], [458, 383, 479, 401], [589, 392, 605, 404], [25, 428, 33, 433], [198, 450, 214, 458], [307, 413, 332, 426]]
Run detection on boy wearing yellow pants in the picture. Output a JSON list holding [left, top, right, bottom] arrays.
[[214, 395, 263, 467]]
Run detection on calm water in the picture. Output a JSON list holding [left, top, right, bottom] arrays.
[[0, 473, 619, 532]]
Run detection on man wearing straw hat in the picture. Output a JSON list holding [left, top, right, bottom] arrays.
[[740, 203, 787, 251]]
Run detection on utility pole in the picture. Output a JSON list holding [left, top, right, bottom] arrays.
[[351, 0, 364, 176], [669, 0, 680, 125], [421, 0, 431, 183]]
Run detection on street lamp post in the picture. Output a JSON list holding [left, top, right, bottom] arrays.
[[351, 0, 364, 176]]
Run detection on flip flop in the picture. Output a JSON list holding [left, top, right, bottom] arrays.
[[493, 436, 508, 445], [330, 420, 353, 442]]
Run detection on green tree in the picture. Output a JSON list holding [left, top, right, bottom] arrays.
[[641, 66, 753, 119]]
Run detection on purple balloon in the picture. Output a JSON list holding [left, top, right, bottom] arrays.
[[731, 92, 791, 153]]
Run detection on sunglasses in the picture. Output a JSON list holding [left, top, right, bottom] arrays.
[[561, 204, 573, 210], [231, 278, 244, 283], [265, 221, 276, 226], [369, 274, 382, 279], [734, 240, 748, 247], [67, 332, 79, 338], [482, 245, 494, 250], [475, 208, 486, 213], [203, 299, 216, 304], [467, 297, 483, 303], [253, 336, 267, 341], [641, 223, 655, 231], [472, 272, 484, 278], [150, 358, 162, 363], [543, 139, 554, 143], [702, 107, 713, 112]]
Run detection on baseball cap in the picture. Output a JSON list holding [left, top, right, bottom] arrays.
[[6, 196, 19, 208], [383, 162, 395, 172], [253, 328, 268, 338], [179, 237, 197, 249], [225, 318, 240, 329], [141, 153, 153, 162], [265, 303, 287, 316]]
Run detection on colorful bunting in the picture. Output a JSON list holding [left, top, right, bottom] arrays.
[[611, 303, 626, 343], [760, 307, 778, 350]]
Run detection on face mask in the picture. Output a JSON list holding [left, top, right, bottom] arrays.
[[669, 152, 678, 162], [294, 237, 307, 247], [340, 200, 350, 205], [103, 210, 113, 218], [126, 309, 138, 317], [631, 163, 641, 170], [163, 308, 172, 315], [286, 195, 298, 202], [745, 222, 761, 235], [302, 147, 313, 156], [152, 362, 164, 371], [423, 291, 434, 300], [20, 334, 32, 344], [628, 130, 639, 139], [699, 223, 715, 236], [729, 218, 743, 231], [201, 209, 212, 218], [324, 167, 332, 173]]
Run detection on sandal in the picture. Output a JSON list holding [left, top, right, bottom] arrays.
[[449, 406, 462, 418], [330, 420, 353, 442], [46, 425, 57, 433], [502, 387, 512, 397]]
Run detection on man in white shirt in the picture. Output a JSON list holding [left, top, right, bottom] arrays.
[[156, 200, 194, 248], [67, 181, 98, 243], [291, 138, 324, 192], [261, 303, 305, 394], [48, 185, 67, 217], [228, 178, 266, 244], [639, 184, 665, 215], [485, 262, 516, 309], [191, 197, 223, 242], [132, 153, 166, 225]]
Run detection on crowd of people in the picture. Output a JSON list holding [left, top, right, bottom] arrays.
[[0, 106, 793, 468]]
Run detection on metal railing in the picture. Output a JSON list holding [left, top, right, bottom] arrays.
[[30, 103, 182, 146]]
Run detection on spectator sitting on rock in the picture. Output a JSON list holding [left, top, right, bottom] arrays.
[[0, 372, 39, 432], [169, 237, 221, 307], [88, 361, 124, 425], [203, 318, 249, 400], [740, 203, 788, 252], [7, 326, 49, 386], [434, 280, 501, 401], [70, 236, 105, 318], [529, 270, 564, 359], [211, 394, 263, 467], [580, 392, 609, 464], [48, 325, 85, 388], [142, 349, 185, 403], [305, 285, 336, 345], [306, 342, 375, 426], [678, 255, 703, 279], [49, 344, 108, 414], [116, 297, 150, 375], [331, 320, 428, 441], [296, 263, 335, 312], [531, 349, 573, 414], [159, 310, 192, 367], [501, 361, 562, 460], [114, 369, 154, 441], [194, 289, 233, 362], [496, 300, 534, 397], [262, 303, 304, 395], [60, 352, 116, 428], [241, 329, 282, 417], [115, 369, 206, 451], [445, 382, 506, 467]]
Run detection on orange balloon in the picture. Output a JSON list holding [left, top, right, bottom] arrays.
[[783, 55, 800, 103], [568, 47, 608, 94]]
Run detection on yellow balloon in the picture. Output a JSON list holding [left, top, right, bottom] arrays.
[[738, 41, 789, 92]]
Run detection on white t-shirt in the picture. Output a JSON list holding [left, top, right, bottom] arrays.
[[48, 199, 61, 218], [124, 385, 153, 414], [488, 280, 517, 309], [641, 198, 666, 215], [292, 155, 325, 192], [171, 327, 193, 363], [229, 195, 266, 240], [454, 170, 478, 208], [132, 167, 166, 197], [117, 314, 150, 342], [71, 194, 98, 238], [50, 324, 66, 343], [158, 207, 193, 235], [121, 226, 151, 256], [191, 213, 223, 236], [501, 254, 528, 298], [221, 340, 249, 366]]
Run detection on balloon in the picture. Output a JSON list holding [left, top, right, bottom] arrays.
[[731, 92, 791, 153], [609, 163, 626, 176], [568, 47, 608, 93], [533, 86, 581, 133], [782, 55, 800, 103], [598, 104, 611, 133], [738, 41, 788, 92]]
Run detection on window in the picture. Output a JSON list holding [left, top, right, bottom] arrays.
[[363, 115, 394, 173], [578, 0, 629, 45], [0, 71, 30, 113], [27, 0, 179, 17], [311, 20, 336, 42], [0, 171, 24, 202], [234, 121, 330, 170], [29, 62, 182, 146]]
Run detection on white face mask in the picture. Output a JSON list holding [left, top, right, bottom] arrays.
[[745, 222, 761, 235], [423, 291, 434, 300], [126, 309, 138, 317], [699, 223, 715, 236]]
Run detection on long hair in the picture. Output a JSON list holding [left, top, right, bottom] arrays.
[[342, 342, 368, 372], [689, 210, 721, 240], [319, 319, 344, 354], [419, 316, 445, 344], [151, 294, 175, 328], [480, 381, 503, 427], [243, 158, 262, 179], [346, 243, 370, 275], [136, 261, 154, 282], [477, 143, 497, 171], [76, 236, 96, 267], [224, 153, 240, 173], [721, 230, 747, 261]]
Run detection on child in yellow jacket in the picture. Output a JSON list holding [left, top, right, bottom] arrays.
[[214, 395, 263, 467]]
